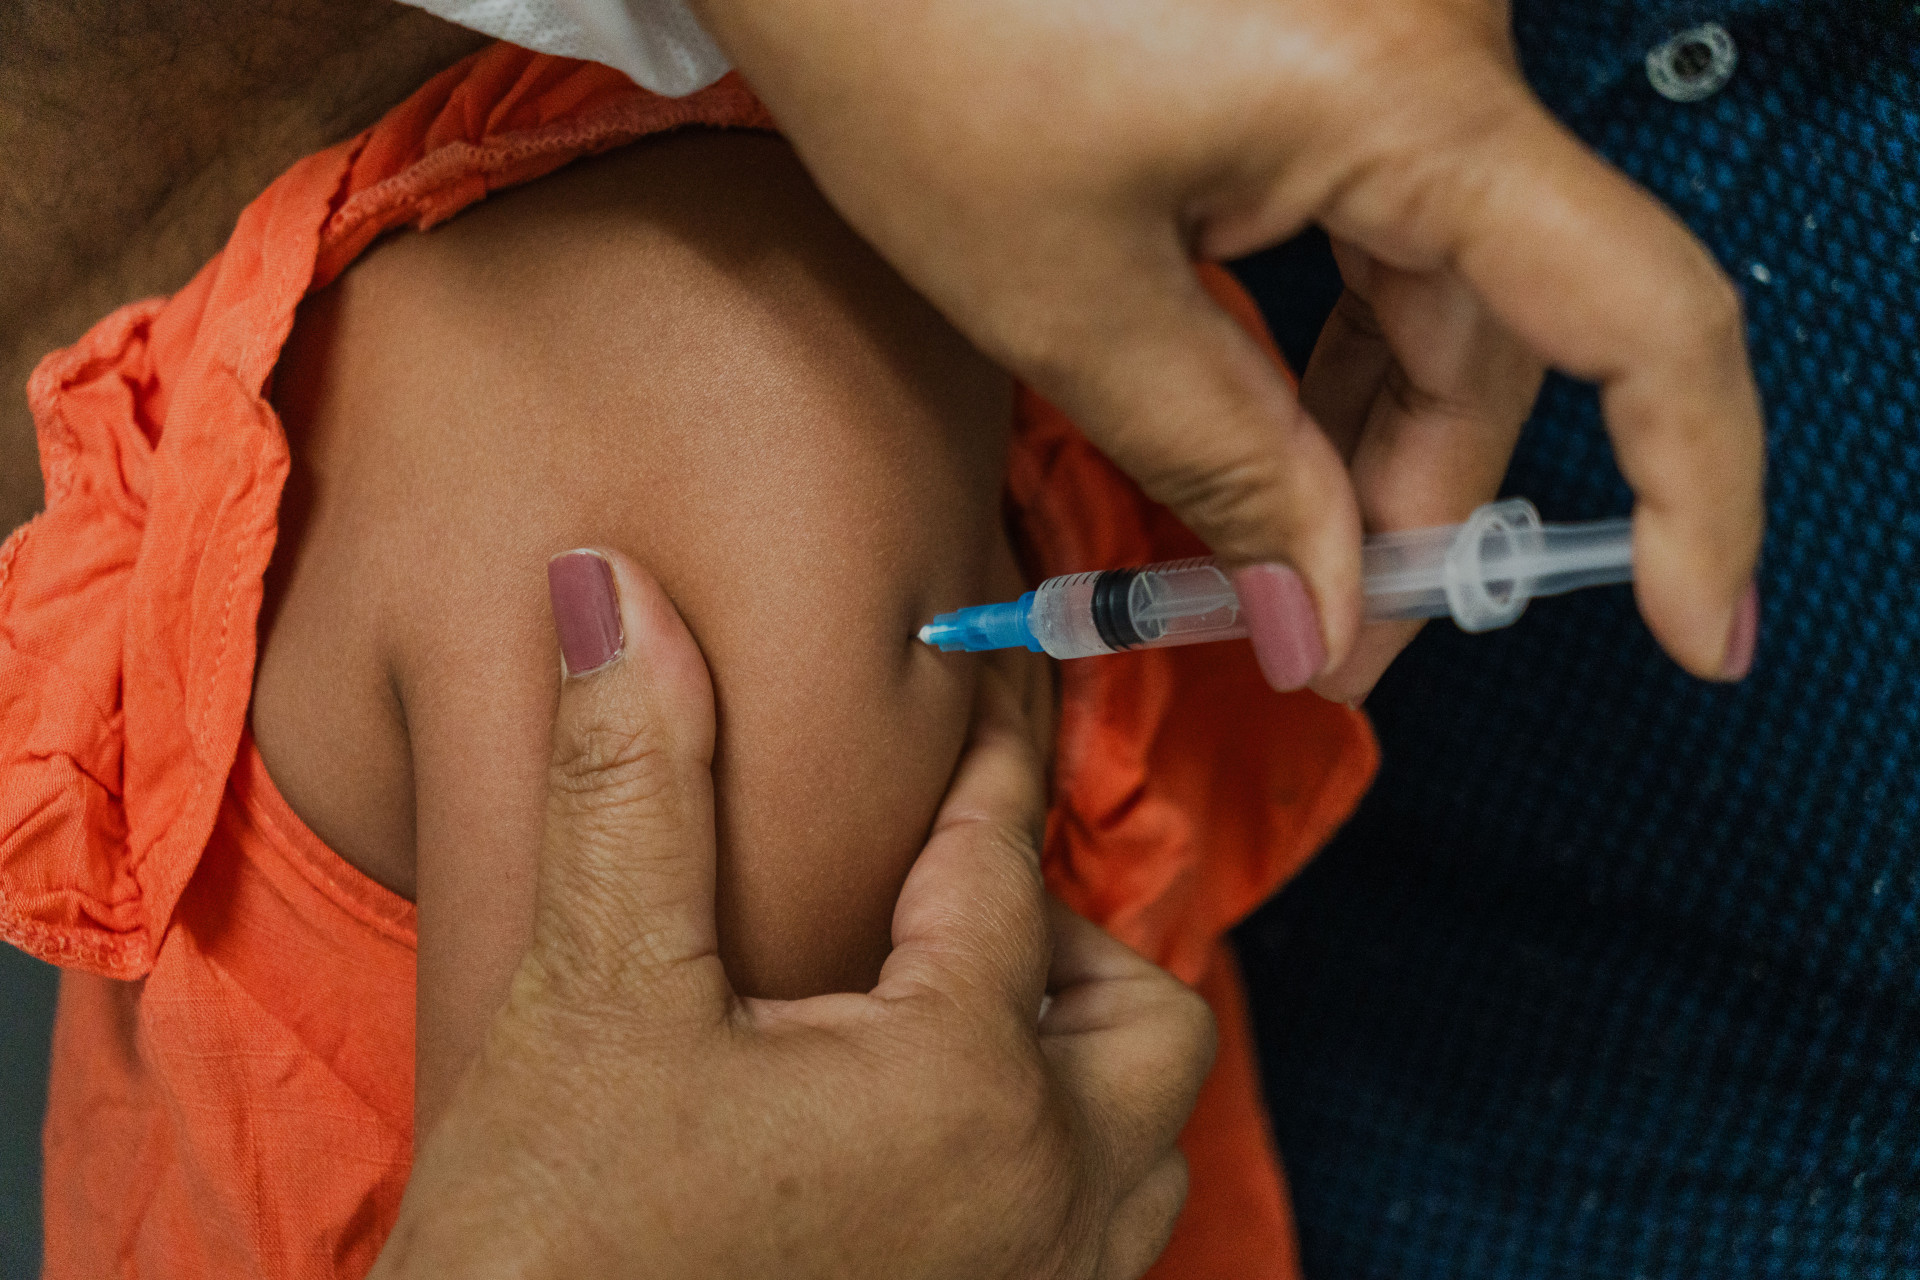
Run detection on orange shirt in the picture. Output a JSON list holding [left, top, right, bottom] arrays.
[[0, 44, 1376, 1279]]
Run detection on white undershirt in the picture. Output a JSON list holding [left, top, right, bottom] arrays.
[[396, 0, 731, 97]]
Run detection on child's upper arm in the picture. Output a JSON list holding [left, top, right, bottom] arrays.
[[255, 132, 1033, 1135]]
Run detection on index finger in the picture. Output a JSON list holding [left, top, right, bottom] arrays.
[[873, 662, 1053, 1029], [1440, 107, 1765, 679], [1039, 901, 1215, 1196]]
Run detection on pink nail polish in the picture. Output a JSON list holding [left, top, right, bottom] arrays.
[[548, 550, 624, 676], [1721, 581, 1759, 680], [1230, 563, 1328, 692]]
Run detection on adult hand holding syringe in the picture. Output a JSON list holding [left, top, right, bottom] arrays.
[[921, 499, 1633, 660], [695, 0, 1765, 703]]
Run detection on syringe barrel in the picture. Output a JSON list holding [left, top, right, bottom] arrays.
[[1127, 559, 1248, 646], [1027, 560, 1248, 659]]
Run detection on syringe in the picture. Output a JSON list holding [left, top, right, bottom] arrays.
[[918, 498, 1633, 658]]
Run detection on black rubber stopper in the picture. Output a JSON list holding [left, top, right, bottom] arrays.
[[1091, 569, 1144, 651]]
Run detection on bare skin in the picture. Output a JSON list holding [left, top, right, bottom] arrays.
[[0, 0, 483, 532], [254, 131, 1042, 1131]]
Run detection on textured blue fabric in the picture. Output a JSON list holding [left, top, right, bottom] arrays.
[[1231, 1, 1920, 1276]]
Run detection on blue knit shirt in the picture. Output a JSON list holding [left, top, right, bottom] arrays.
[[1232, 2, 1920, 1275]]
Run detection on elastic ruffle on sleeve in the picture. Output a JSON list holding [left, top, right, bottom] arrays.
[[0, 45, 771, 979]]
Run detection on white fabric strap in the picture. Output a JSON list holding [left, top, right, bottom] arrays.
[[397, 0, 731, 98]]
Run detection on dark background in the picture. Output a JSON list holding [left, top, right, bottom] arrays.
[[0, 944, 57, 1280]]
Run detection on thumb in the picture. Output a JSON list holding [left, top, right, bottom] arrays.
[[1028, 240, 1362, 690], [530, 548, 728, 1022]]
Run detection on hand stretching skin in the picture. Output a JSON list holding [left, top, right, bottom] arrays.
[[688, 0, 1766, 693], [369, 550, 1215, 1280]]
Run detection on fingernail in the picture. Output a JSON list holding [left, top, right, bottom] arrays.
[[548, 550, 624, 677], [1231, 563, 1328, 692], [1721, 580, 1759, 680]]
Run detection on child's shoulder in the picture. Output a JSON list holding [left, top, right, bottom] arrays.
[[250, 126, 1029, 1124], [254, 129, 996, 895]]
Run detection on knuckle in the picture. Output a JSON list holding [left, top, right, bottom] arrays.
[[903, 1042, 1089, 1274], [549, 720, 679, 816], [1379, 362, 1458, 426], [1343, 85, 1534, 262], [599, 920, 711, 995], [992, 813, 1049, 875], [1172, 984, 1219, 1076], [526, 904, 720, 1026], [1141, 449, 1295, 561], [934, 806, 1048, 887], [1330, 287, 1386, 342], [938, 1033, 1055, 1151], [1646, 248, 1745, 364], [503, 944, 646, 1055], [1686, 271, 1747, 352], [1125, 978, 1217, 1096], [966, 808, 1046, 860]]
